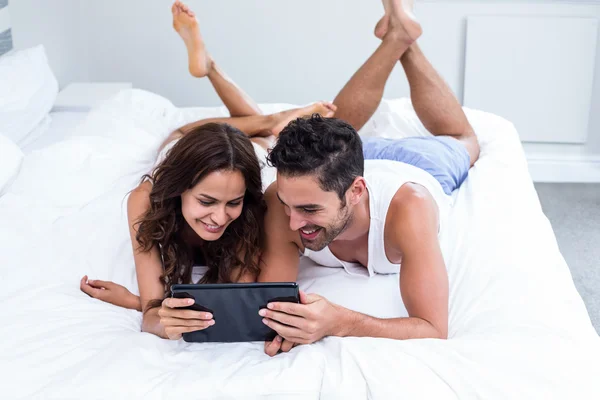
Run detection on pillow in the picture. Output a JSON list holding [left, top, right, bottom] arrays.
[[0, 45, 59, 145], [0, 134, 24, 196]]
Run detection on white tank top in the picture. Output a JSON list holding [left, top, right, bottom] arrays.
[[303, 160, 452, 277]]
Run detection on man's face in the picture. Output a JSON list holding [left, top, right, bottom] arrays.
[[276, 173, 352, 251]]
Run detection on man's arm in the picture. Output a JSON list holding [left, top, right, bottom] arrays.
[[262, 183, 448, 342], [258, 182, 305, 356], [258, 182, 302, 282], [343, 183, 448, 339]]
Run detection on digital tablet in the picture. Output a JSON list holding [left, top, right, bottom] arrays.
[[170, 282, 300, 343]]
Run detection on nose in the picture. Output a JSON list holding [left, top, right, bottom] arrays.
[[211, 206, 229, 226], [288, 210, 306, 232]]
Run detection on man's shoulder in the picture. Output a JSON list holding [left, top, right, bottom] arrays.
[[264, 182, 302, 247], [387, 183, 438, 228], [392, 183, 432, 206], [382, 183, 440, 257], [263, 181, 279, 205]]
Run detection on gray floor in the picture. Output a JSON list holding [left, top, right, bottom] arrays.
[[535, 183, 600, 334]]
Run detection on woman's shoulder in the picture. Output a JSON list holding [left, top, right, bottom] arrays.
[[132, 180, 153, 195], [127, 181, 153, 213]]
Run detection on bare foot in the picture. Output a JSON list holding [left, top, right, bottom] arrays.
[[375, 0, 422, 44], [172, 1, 211, 77], [374, 14, 390, 40], [271, 102, 337, 136]]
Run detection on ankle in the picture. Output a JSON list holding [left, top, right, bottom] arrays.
[[400, 43, 419, 62], [400, 44, 413, 62], [204, 57, 215, 77], [382, 34, 412, 59], [266, 113, 279, 131]]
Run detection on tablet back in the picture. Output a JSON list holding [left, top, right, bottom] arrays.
[[171, 283, 299, 343]]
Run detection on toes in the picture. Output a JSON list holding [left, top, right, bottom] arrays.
[[181, 4, 193, 17]]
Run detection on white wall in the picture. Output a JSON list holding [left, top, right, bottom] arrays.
[[83, 0, 388, 107], [9, 0, 88, 83], [8, 0, 600, 168], [412, 1, 600, 163]]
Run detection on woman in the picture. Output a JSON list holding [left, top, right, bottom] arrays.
[[80, 1, 335, 340]]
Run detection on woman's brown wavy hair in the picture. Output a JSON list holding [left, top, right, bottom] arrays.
[[136, 123, 266, 309]]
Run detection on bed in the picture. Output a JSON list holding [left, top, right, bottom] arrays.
[[18, 111, 87, 154], [1, 85, 599, 399]]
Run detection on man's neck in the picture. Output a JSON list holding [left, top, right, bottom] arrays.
[[333, 188, 371, 244]]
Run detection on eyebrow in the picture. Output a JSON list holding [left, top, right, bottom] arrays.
[[198, 194, 245, 202], [276, 193, 322, 209]]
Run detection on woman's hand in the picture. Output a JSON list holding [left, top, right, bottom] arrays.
[[157, 297, 215, 340], [80, 275, 141, 311]]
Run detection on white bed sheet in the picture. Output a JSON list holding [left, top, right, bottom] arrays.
[[0, 89, 599, 399], [19, 111, 89, 154]]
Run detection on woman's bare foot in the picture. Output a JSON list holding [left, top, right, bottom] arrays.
[[271, 102, 337, 136], [172, 1, 211, 77], [375, 0, 422, 44]]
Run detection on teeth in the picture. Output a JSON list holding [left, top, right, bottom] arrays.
[[302, 229, 317, 234]]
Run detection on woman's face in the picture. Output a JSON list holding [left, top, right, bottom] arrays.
[[181, 169, 246, 241]]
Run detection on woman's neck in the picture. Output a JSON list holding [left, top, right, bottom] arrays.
[[182, 221, 204, 248]]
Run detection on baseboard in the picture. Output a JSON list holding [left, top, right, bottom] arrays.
[[527, 155, 600, 183]]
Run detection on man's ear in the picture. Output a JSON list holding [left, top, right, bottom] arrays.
[[348, 177, 367, 206]]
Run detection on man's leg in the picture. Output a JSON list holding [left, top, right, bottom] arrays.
[[358, 35, 478, 193], [333, 0, 421, 131], [400, 44, 480, 166]]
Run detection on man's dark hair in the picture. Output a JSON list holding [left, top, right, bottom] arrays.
[[268, 114, 364, 204]]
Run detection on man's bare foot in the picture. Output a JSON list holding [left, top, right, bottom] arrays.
[[172, 1, 211, 77], [271, 102, 337, 136], [375, 0, 421, 44], [374, 14, 390, 40]]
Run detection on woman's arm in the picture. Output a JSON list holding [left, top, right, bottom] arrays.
[[127, 181, 170, 338], [80, 276, 142, 311]]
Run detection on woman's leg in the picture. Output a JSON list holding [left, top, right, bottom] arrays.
[[172, 1, 336, 148], [159, 103, 336, 153], [173, 1, 261, 118], [207, 61, 263, 118]]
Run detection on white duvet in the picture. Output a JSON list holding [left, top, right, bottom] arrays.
[[1, 90, 599, 399]]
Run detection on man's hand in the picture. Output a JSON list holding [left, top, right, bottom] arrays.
[[260, 291, 348, 345], [263, 335, 298, 357]]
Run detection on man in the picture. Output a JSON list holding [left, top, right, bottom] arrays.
[[259, 0, 480, 356]]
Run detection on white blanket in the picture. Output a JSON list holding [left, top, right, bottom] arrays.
[[1, 90, 599, 399]]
